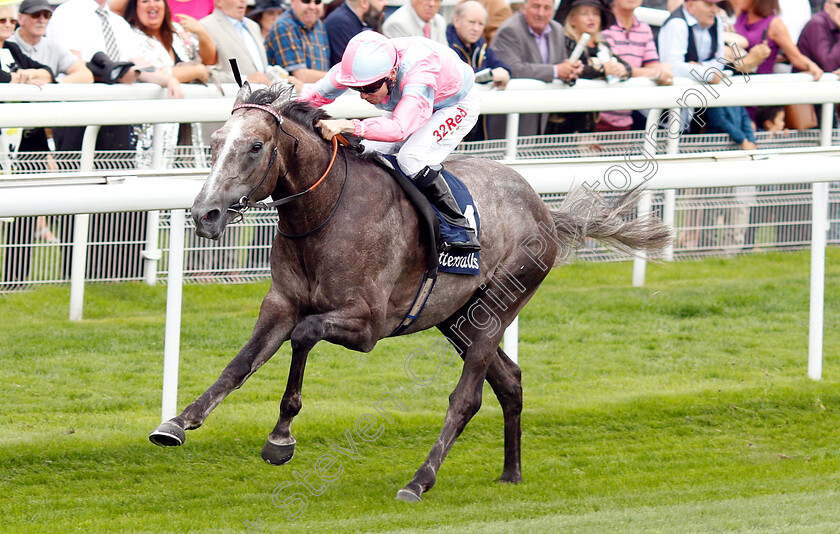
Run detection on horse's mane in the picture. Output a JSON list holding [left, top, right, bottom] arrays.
[[246, 84, 373, 162]]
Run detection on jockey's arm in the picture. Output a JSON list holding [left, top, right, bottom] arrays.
[[316, 89, 434, 142], [298, 65, 347, 107], [352, 91, 432, 141]]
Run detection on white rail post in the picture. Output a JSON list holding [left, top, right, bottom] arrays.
[[808, 102, 834, 379], [68, 214, 89, 321], [503, 316, 519, 364], [69, 125, 100, 321], [504, 113, 520, 161], [632, 190, 652, 287], [663, 109, 680, 262], [502, 112, 520, 357], [143, 124, 166, 285], [161, 208, 186, 421]]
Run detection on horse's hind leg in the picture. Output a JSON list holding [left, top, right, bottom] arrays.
[[397, 320, 501, 502], [486, 346, 523, 483], [149, 293, 293, 447]]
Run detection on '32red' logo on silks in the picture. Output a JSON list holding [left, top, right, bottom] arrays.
[[432, 107, 468, 143]]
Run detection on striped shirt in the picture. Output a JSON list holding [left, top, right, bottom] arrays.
[[600, 18, 659, 129], [265, 10, 330, 73]]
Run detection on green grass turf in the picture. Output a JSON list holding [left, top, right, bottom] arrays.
[[2, 250, 840, 533]]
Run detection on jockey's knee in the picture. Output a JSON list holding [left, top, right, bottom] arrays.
[[397, 154, 440, 179]]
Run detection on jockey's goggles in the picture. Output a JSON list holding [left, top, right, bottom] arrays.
[[357, 77, 389, 94]]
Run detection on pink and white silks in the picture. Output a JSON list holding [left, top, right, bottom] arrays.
[[299, 36, 480, 177]]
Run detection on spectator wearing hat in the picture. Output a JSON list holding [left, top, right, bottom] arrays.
[[548, 0, 631, 134], [382, 0, 448, 44], [324, 0, 386, 66], [0, 2, 53, 85], [248, 0, 285, 40], [447, 0, 510, 140], [599, 0, 672, 131], [265, 0, 330, 83], [490, 0, 583, 136], [9, 0, 93, 85]]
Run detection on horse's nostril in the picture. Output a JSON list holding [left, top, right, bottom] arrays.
[[202, 209, 221, 223]]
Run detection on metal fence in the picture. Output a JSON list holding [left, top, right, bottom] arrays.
[[1, 129, 838, 292]]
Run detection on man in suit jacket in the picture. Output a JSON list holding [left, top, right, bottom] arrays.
[[383, 0, 447, 44], [201, 0, 271, 84], [490, 0, 582, 135]]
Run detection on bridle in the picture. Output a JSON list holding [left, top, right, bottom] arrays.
[[225, 102, 349, 240]]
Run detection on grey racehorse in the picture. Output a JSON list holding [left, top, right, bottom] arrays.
[[149, 83, 671, 502]]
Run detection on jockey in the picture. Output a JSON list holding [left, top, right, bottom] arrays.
[[299, 31, 481, 252]]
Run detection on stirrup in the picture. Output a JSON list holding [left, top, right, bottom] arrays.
[[441, 230, 481, 253]]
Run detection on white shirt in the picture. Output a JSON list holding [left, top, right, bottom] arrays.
[[46, 0, 141, 62], [658, 8, 725, 81], [223, 13, 264, 72]]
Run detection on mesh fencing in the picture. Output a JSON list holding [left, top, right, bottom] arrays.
[[1, 130, 838, 291]]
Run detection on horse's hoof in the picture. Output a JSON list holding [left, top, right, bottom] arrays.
[[499, 472, 523, 484], [149, 421, 186, 447], [262, 438, 296, 465], [395, 488, 422, 502]]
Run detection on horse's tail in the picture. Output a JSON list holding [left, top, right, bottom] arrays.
[[550, 187, 672, 266]]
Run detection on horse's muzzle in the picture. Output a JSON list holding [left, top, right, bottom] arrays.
[[192, 207, 227, 240]]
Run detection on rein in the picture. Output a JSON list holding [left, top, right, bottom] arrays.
[[226, 103, 349, 239]]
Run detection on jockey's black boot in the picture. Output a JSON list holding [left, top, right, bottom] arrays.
[[414, 166, 481, 252]]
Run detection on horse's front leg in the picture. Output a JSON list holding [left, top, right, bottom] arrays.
[[149, 292, 295, 447], [261, 305, 379, 465]]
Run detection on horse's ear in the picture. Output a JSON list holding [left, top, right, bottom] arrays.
[[269, 82, 295, 113], [234, 82, 252, 106]]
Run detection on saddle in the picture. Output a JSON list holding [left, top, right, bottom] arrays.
[[373, 155, 481, 337], [375, 155, 481, 276]]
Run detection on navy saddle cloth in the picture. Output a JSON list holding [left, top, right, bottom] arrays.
[[379, 155, 480, 276]]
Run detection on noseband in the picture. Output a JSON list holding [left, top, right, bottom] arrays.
[[226, 103, 349, 239]]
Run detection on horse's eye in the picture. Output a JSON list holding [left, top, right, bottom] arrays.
[[250, 143, 263, 153]]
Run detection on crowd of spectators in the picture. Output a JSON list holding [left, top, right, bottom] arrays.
[[2, 0, 839, 146], [2, 0, 840, 286]]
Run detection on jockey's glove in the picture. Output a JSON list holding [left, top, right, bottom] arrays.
[[317, 119, 355, 141]]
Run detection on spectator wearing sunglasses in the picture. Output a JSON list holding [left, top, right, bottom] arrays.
[[300, 32, 482, 252], [266, 0, 330, 83], [0, 4, 53, 85], [383, 0, 447, 44], [9, 0, 93, 84]]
